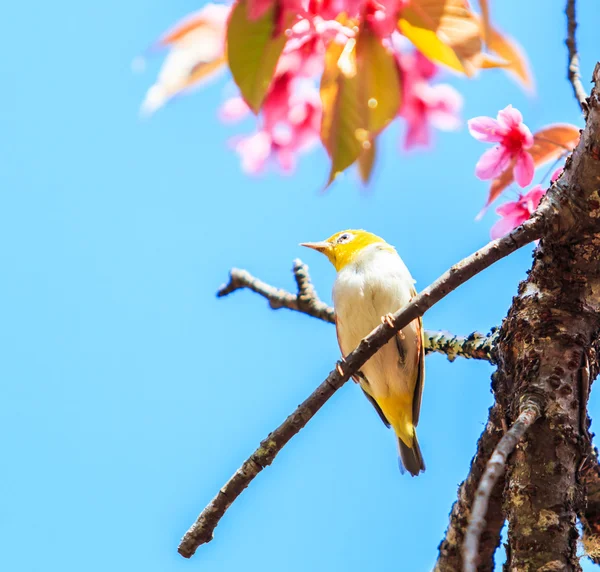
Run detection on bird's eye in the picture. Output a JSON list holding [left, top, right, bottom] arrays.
[[337, 233, 353, 244]]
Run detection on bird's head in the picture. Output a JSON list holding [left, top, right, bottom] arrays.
[[301, 229, 391, 271]]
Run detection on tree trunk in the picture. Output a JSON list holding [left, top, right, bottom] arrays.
[[492, 64, 600, 570]]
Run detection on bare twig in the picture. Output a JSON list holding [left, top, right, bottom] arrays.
[[218, 262, 499, 363], [566, 0, 588, 114], [462, 399, 542, 572], [178, 216, 543, 558], [435, 406, 505, 572]]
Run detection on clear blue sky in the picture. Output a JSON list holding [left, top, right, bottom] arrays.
[[1, 1, 597, 570]]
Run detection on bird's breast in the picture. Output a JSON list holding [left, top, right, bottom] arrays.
[[332, 247, 415, 357]]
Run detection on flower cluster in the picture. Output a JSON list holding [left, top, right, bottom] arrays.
[[468, 104, 576, 239], [140, 1, 464, 175], [468, 105, 534, 188]]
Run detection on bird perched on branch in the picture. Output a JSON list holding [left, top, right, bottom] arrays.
[[301, 229, 425, 476]]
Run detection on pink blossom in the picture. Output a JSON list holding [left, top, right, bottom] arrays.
[[468, 105, 535, 188], [219, 96, 251, 122], [279, 0, 355, 78], [364, 0, 408, 39], [231, 80, 321, 174], [398, 51, 462, 150], [490, 185, 546, 239], [233, 130, 273, 173], [551, 166, 563, 183]]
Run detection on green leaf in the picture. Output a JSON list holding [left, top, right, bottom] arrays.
[[320, 39, 363, 186], [320, 27, 401, 187], [357, 138, 377, 185], [226, 0, 288, 113], [356, 27, 401, 134]]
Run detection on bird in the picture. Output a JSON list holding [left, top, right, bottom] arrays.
[[301, 229, 425, 476]]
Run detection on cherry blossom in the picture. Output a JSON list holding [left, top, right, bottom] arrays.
[[364, 0, 409, 39], [227, 79, 322, 173], [398, 50, 463, 150], [468, 105, 535, 187], [490, 185, 546, 239]]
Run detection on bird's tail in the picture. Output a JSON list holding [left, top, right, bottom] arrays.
[[397, 431, 425, 477]]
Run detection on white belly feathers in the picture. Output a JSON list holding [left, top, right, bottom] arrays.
[[333, 244, 419, 400]]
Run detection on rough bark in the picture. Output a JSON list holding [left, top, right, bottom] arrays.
[[436, 406, 505, 572], [581, 448, 600, 563], [492, 64, 600, 571]]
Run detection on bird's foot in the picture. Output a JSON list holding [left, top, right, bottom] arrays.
[[382, 313, 403, 338], [336, 359, 346, 377]]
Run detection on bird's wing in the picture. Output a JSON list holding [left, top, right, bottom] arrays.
[[409, 287, 425, 427], [335, 313, 391, 428], [361, 386, 391, 427]]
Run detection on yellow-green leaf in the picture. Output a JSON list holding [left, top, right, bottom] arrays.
[[226, 0, 288, 113], [320, 39, 363, 185], [399, 13, 464, 73], [320, 28, 401, 186], [399, 0, 482, 76], [356, 26, 401, 134], [357, 138, 377, 185]]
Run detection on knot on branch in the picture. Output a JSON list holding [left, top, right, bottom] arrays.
[[251, 437, 279, 468]]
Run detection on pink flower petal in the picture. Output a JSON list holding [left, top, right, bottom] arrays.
[[519, 123, 534, 148], [513, 150, 535, 187], [475, 146, 512, 180], [551, 167, 563, 183], [236, 131, 272, 174], [219, 96, 250, 122], [277, 148, 296, 172], [495, 200, 524, 217], [468, 116, 506, 143], [522, 185, 545, 212], [427, 84, 462, 131], [490, 213, 525, 239], [497, 104, 523, 130]]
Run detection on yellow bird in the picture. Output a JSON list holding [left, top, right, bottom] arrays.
[[301, 229, 425, 476]]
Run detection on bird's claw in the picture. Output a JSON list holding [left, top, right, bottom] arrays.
[[336, 361, 345, 377], [382, 312, 397, 329], [382, 313, 405, 339]]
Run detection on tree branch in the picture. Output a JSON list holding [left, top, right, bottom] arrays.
[[178, 217, 543, 558], [435, 405, 505, 572], [580, 447, 600, 563], [463, 399, 542, 572], [566, 0, 588, 114], [218, 263, 498, 363]]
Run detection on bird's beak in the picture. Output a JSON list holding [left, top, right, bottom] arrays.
[[300, 241, 331, 253]]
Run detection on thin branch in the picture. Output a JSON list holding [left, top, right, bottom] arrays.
[[462, 399, 542, 572], [218, 262, 499, 363], [435, 405, 505, 572], [565, 0, 588, 114], [178, 216, 543, 558]]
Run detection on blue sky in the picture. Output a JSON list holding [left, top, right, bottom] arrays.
[[1, 1, 598, 570]]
